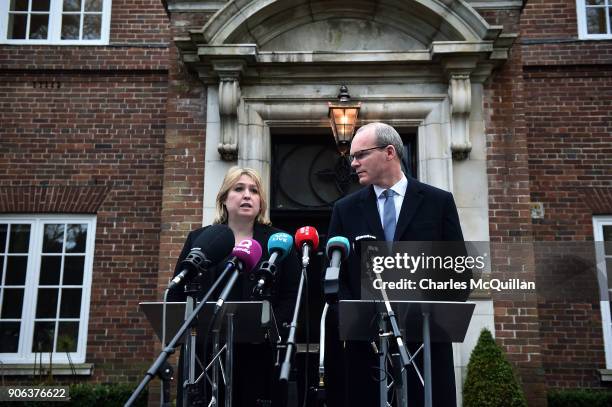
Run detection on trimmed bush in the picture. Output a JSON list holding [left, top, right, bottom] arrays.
[[463, 328, 527, 407], [548, 389, 612, 407]]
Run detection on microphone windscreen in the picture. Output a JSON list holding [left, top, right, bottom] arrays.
[[268, 232, 293, 261], [191, 224, 235, 264], [326, 236, 350, 261], [353, 234, 377, 255], [232, 239, 263, 272], [295, 226, 319, 251]]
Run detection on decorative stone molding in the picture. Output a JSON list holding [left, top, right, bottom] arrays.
[[449, 73, 472, 160], [213, 61, 245, 161]]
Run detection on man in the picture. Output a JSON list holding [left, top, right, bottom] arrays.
[[325, 122, 465, 406]]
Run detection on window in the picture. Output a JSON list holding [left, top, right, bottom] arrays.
[[0, 215, 95, 364], [577, 0, 612, 39], [594, 216, 612, 368], [0, 0, 111, 44]]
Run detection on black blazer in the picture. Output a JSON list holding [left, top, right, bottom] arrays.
[[328, 176, 465, 300]]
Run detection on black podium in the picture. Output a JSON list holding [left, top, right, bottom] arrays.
[[140, 301, 281, 407], [338, 300, 475, 407]]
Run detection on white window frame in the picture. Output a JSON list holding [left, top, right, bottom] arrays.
[[594, 215, 612, 369], [577, 0, 612, 39], [0, 214, 96, 364], [0, 0, 111, 45]]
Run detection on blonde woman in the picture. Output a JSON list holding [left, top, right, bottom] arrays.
[[169, 167, 299, 406]]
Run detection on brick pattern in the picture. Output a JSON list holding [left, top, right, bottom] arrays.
[[0, 185, 110, 213], [517, 0, 612, 396], [0, 71, 168, 381], [154, 12, 212, 296]]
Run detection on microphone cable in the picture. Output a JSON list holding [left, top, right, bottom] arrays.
[[301, 262, 310, 407]]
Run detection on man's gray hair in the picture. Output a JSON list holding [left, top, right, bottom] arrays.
[[355, 122, 404, 162]]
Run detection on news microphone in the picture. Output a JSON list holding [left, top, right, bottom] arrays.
[[215, 238, 263, 310], [168, 224, 234, 290], [323, 236, 350, 303], [294, 226, 319, 268], [253, 233, 293, 297]]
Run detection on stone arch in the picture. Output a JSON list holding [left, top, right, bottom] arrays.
[[202, 0, 494, 47]]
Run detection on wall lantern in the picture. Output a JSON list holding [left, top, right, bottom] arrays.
[[328, 85, 361, 155]]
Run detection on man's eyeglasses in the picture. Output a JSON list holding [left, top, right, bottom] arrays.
[[348, 145, 387, 162]]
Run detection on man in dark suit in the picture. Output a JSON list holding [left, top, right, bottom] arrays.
[[325, 122, 466, 407]]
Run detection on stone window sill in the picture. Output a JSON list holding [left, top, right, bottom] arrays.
[[599, 369, 612, 382], [0, 363, 93, 376]]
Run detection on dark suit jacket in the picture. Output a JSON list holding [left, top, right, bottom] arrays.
[[326, 177, 466, 407], [328, 176, 465, 300]]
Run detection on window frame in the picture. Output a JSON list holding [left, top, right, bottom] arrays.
[[577, 0, 612, 40], [0, 0, 111, 45], [594, 215, 612, 369], [0, 214, 96, 364]]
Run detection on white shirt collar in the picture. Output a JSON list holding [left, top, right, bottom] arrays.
[[373, 174, 408, 199]]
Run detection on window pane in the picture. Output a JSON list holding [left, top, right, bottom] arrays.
[[1, 288, 24, 318], [5, 256, 27, 285], [29, 13, 49, 39], [85, 0, 102, 11], [63, 0, 81, 11], [57, 321, 79, 352], [83, 14, 101, 40], [60, 288, 81, 318], [63, 256, 84, 285], [32, 321, 55, 352], [0, 322, 21, 352], [587, 8, 607, 34], [40, 256, 61, 285], [32, 0, 51, 11], [8, 14, 27, 40], [0, 257, 4, 283], [61, 14, 80, 39], [586, 0, 605, 5], [43, 224, 64, 253], [0, 224, 7, 252], [66, 224, 87, 253], [9, 225, 30, 253], [36, 288, 58, 318], [10, 0, 28, 11]]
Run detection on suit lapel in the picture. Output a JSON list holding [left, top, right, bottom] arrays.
[[394, 178, 423, 240], [358, 186, 385, 240]]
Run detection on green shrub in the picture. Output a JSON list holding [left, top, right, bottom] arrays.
[[0, 382, 147, 407], [548, 389, 612, 407], [462, 328, 527, 407]]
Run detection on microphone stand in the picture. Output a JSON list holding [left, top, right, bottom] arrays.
[[279, 243, 310, 383], [124, 265, 233, 407]]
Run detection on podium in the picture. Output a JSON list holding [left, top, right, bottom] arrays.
[[338, 300, 475, 407], [139, 301, 281, 407]]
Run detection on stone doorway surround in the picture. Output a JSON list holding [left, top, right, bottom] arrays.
[[170, 0, 517, 404]]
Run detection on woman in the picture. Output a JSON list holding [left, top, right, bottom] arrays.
[[168, 167, 299, 406]]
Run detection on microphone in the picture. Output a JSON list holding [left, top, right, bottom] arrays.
[[323, 236, 350, 303], [215, 238, 263, 310], [168, 224, 234, 290], [294, 226, 319, 268], [253, 233, 294, 297]]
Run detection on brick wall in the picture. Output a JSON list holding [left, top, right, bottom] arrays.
[[519, 0, 612, 394], [0, 0, 170, 383]]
